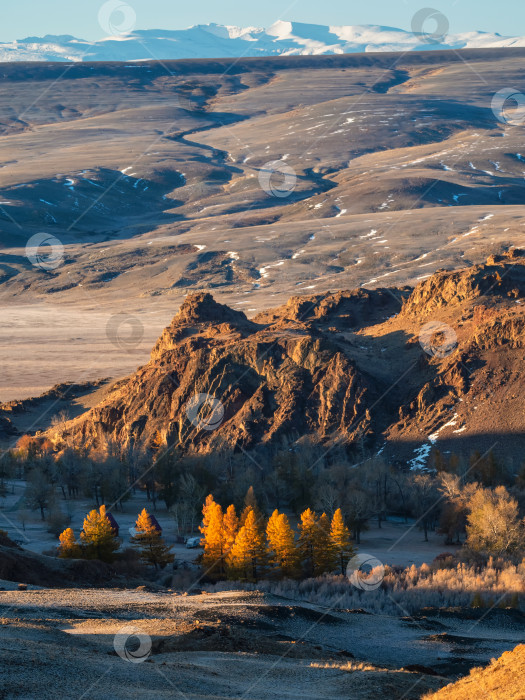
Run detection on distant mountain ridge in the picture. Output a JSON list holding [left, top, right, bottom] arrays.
[[2, 21, 525, 62]]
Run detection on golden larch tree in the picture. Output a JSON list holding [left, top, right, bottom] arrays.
[[199, 497, 225, 577], [131, 508, 174, 569], [58, 527, 80, 559], [227, 508, 266, 581], [222, 504, 239, 555], [240, 485, 264, 526], [314, 512, 335, 575], [201, 494, 216, 533], [80, 504, 120, 562], [266, 509, 298, 578], [330, 508, 355, 575], [297, 508, 317, 577]]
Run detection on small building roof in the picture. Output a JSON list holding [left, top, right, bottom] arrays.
[[148, 514, 162, 532], [105, 511, 119, 533]]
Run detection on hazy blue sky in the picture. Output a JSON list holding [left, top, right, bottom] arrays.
[[3, 0, 525, 42]]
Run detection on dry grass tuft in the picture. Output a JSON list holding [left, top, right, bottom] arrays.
[[310, 660, 380, 672]]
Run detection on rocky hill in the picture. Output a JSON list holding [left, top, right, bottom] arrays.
[[47, 251, 525, 466], [52, 292, 379, 454]]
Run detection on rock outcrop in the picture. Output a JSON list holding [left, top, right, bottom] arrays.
[[47, 253, 525, 463], [54, 292, 380, 454], [401, 249, 525, 318]]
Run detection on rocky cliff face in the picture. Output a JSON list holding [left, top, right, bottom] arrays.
[[50, 252, 525, 464], [254, 287, 411, 329], [387, 249, 525, 461], [401, 249, 525, 318], [56, 293, 378, 454]]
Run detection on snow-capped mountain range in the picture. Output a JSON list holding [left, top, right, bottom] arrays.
[[2, 21, 525, 62]]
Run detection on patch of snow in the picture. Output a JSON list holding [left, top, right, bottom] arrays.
[[429, 414, 459, 443], [378, 195, 394, 211], [259, 260, 286, 278], [409, 443, 433, 471], [410, 413, 461, 470]]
